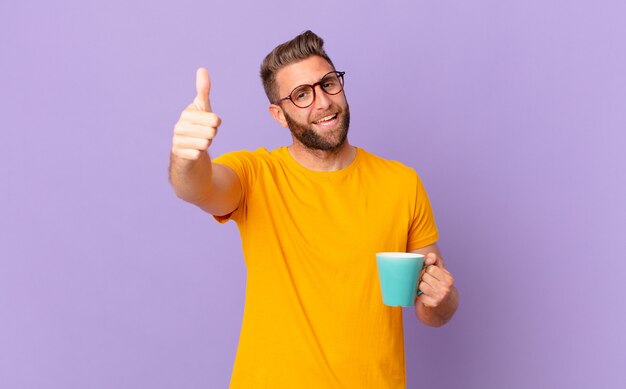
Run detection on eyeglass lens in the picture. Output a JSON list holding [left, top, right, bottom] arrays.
[[290, 72, 344, 108]]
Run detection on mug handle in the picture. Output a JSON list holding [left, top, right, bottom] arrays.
[[416, 263, 427, 296]]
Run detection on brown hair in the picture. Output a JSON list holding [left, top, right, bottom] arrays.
[[260, 30, 335, 103]]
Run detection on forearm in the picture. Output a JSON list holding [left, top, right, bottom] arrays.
[[415, 286, 458, 327], [168, 151, 214, 203]]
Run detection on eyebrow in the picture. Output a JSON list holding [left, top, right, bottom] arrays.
[[288, 70, 336, 91]]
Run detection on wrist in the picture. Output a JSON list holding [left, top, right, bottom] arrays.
[[415, 286, 458, 327]]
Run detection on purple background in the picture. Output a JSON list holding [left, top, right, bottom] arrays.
[[2, 1, 625, 388]]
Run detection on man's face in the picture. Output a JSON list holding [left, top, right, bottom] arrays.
[[273, 56, 350, 152]]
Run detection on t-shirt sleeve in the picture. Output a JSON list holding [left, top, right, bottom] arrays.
[[407, 172, 439, 251], [211, 150, 259, 224]]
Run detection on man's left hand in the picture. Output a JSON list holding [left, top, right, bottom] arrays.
[[416, 252, 455, 308]]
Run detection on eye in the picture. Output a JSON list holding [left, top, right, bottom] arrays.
[[322, 76, 340, 91], [292, 87, 312, 101]]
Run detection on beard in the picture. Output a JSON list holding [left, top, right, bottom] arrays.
[[284, 104, 350, 153]]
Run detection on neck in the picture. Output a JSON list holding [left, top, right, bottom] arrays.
[[287, 140, 356, 172]]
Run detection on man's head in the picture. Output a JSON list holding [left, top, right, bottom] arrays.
[[260, 31, 335, 103], [260, 31, 350, 152]]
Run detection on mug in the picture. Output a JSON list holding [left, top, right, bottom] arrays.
[[376, 252, 425, 307]]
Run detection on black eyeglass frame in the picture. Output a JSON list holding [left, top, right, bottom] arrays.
[[272, 71, 346, 108]]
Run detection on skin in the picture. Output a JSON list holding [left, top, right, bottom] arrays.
[[169, 68, 241, 216], [168, 58, 458, 327], [410, 244, 459, 327], [268, 56, 356, 172]]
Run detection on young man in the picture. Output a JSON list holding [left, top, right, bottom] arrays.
[[169, 31, 458, 388]]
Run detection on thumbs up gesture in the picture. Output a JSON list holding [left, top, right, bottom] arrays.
[[172, 68, 222, 160]]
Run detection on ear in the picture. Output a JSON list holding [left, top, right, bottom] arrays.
[[269, 104, 288, 128]]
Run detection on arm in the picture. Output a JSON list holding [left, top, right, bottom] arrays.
[[169, 68, 241, 216], [410, 244, 459, 327]]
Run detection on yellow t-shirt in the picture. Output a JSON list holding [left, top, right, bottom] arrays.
[[213, 146, 438, 389]]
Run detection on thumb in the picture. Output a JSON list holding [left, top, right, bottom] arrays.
[[423, 253, 438, 267], [193, 67, 212, 112]]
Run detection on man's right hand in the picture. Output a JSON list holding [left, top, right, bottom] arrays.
[[171, 68, 222, 160]]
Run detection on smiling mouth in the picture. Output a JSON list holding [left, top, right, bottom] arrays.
[[313, 113, 338, 124]]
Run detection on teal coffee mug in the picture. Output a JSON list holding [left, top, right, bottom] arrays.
[[376, 252, 425, 307]]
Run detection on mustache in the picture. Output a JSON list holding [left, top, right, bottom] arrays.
[[311, 107, 342, 123]]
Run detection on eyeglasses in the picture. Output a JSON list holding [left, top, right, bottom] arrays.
[[273, 71, 346, 108]]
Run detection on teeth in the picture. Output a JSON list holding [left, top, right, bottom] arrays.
[[315, 114, 337, 124]]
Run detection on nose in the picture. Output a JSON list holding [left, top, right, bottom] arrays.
[[312, 84, 332, 110]]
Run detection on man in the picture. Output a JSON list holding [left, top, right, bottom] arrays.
[[169, 31, 458, 388]]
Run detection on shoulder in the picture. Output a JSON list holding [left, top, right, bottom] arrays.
[[213, 147, 275, 167], [214, 147, 271, 161], [213, 147, 290, 178], [357, 147, 419, 180]]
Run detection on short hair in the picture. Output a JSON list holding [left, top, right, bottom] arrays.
[[260, 30, 335, 103]]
